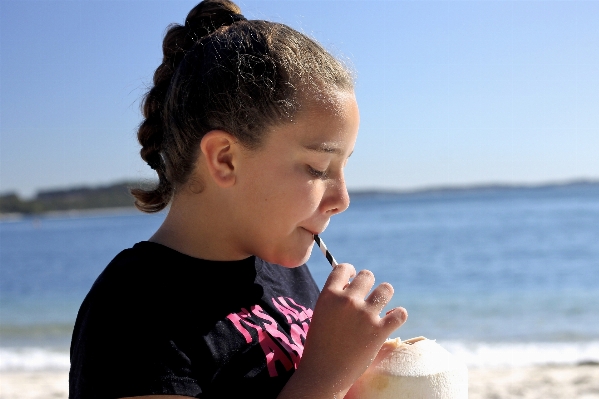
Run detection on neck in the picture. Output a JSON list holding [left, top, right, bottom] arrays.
[[149, 189, 249, 261]]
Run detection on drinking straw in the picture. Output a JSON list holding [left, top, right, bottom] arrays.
[[314, 234, 338, 267]]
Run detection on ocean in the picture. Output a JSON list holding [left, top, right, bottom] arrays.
[[1, 183, 598, 371]]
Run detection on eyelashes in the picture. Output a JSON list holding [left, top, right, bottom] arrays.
[[307, 165, 328, 180]]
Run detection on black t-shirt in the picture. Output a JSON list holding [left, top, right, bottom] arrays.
[[69, 241, 320, 399]]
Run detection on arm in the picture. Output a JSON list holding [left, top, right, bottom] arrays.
[[277, 263, 408, 399], [121, 397, 196, 399]]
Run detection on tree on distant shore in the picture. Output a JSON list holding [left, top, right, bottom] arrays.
[[0, 181, 146, 215]]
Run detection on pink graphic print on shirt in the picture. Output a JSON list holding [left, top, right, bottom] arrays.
[[226, 296, 313, 377]]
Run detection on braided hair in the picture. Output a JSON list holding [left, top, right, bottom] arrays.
[[132, 0, 353, 213]]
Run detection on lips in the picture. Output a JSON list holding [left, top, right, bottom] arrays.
[[300, 216, 330, 237], [301, 227, 318, 236], [301, 224, 329, 237]]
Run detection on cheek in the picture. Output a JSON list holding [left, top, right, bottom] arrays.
[[291, 182, 327, 224], [271, 179, 324, 226], [242, 161, 324, 221]]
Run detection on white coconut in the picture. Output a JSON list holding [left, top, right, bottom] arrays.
[[346, 337, 468, 399]]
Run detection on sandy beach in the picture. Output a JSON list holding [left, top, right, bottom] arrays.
[[1, 365, 598, 399], [469, 364, 599, 399], [0, 371, 68, 399]]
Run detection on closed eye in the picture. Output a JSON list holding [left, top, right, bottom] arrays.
[[307, 165, 328, 179]]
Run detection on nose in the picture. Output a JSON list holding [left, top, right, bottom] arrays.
[[322, 172, 350, 216]]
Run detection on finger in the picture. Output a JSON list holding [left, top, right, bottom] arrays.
[[365, 282, 394, 313], [323, 263, 356, 291], [380, 307, 408, 333], [345, 269, 375, 296]]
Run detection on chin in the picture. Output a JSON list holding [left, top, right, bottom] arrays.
[[269, 253, 309, 268], [260, 245, 313, 268], [251, 231, 316, 267]]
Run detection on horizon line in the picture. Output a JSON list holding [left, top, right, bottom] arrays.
[[3, 177, 599, 200]]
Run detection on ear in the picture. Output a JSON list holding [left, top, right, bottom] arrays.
[[199, 130, 238, 188]]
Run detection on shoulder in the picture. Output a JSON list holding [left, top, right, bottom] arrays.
[[69, 242, 203, 398], [73, 241, 207, 330], [76, 243, 159, 317], [85, 241, 203, 302]]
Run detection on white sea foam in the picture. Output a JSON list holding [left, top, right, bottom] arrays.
[[1, 341, 598, 371], [0, 347, 70, 371], [441, 341, 599, 369]]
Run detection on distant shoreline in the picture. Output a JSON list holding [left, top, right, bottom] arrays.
[[1, 179, 598, 219], [348, 179, 599, 197], [0, 206, 141, 221]]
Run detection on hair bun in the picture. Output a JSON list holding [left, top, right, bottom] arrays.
[[185, 0, 245, 40]]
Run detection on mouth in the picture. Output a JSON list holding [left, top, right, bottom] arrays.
[[301, 224, 328, 237], [301, 227, 318, 237]]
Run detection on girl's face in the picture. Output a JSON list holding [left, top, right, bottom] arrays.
[[231, 91, 360, 267]]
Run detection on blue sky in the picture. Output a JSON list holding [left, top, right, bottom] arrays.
[[1, 0, 598, 197]]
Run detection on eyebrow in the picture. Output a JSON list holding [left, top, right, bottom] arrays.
[[303, 143, 352, 157]]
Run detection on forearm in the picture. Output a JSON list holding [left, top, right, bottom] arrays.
[[276, 368, 349, 399]]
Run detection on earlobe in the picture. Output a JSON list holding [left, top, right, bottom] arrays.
[[199, 130, 237, 187]]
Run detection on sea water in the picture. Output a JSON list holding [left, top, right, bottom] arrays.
[[1, 183, 598, 371]]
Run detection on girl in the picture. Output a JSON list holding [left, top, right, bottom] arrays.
[[69, 1, 407, 398]]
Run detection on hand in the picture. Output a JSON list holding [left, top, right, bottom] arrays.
[[279, 263, 408, 399]]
